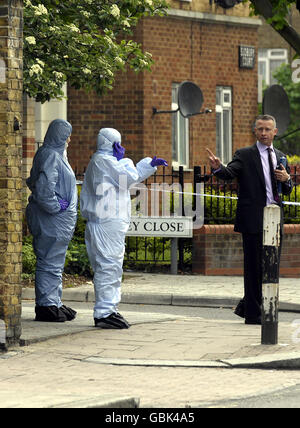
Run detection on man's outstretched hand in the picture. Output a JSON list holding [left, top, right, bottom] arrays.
[[206, 148, 221, 170]]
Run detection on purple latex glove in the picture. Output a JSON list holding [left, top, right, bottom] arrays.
[[150, 156, 168, 167], [58, 199, 69, 211], [113, 142, 125, 161]]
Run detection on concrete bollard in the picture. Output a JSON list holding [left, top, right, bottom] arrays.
[[261, 204, 281, 345]]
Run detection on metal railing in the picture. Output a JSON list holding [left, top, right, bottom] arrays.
[[75, 164, 300, 271]]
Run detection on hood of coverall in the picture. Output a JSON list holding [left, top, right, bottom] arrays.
[[43, 119, 72, 156], [97, 128, 121, 155]]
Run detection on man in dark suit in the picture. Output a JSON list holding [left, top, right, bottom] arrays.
[[207, 114, 293, 324]]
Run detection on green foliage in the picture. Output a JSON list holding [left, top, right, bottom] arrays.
[[72, 185, 85, 242], [125, 236, 170, 263], [22, 235, 36, 276], [64, 241, 93, 277], [124, 236, 192, 271], [23, 0, 168, 103], [287, 155, 300, 164], [248, 0, 296, 30], [204, 188, 238, 224], [203, 185, 300, 225], [283, 184, 300, 223]]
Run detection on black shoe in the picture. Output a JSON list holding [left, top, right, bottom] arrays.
[[94, 312, 131, 329], [245, 318, 261, 325], [60, 305, 77, 321], [114, 312, 131, 328], [35, 305, 67, 322], [234, 299, 245, 318]]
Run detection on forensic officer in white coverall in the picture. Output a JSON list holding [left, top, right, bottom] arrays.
[[80, 128, 167, 328]]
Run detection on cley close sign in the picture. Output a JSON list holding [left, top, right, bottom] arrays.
[[127, 216, 193, 238]]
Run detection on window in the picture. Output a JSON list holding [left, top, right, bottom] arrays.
[[172, 83, 189, 169], [258, 48, 288, 86], [216, 86, 232, 165]]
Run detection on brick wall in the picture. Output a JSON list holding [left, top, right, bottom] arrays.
[[22, 94, 35, 211], [142, 16, 258, 168], [192, 224, 300, 278], [192, 225, 243, 275], [0, 0, 23, 348], [67, 14, 259, 173], [67, 67, 144, 171]]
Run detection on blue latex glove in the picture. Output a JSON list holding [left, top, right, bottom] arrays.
[[150, 156, 168, 167], [58, 199, 69, 211], [113, 142, 125, 161]]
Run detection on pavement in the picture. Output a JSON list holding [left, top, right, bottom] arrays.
[[20, 271, 300, 368], [3, 272, 300, 408]]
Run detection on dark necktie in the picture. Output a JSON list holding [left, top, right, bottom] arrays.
[[267, 147, 280, 203]]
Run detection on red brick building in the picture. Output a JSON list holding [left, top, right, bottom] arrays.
[[23, 2, 272, 277], [66, 3, 260, 175], [22, 2, 261, 183]]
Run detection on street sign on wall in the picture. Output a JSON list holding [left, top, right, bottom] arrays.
[[127, 216, 193, 238]]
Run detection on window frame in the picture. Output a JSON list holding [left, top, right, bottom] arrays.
[[216, 86, 232, 165], [171, 83, 189, 170], [258, 48, 288, 86]]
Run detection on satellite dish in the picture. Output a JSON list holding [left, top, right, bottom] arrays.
[[215, 0, 243, 9], [152, 81, 212, 117], [177, 81, 204, 118], [262, 84, 290, 137]]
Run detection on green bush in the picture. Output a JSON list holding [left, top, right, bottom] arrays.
[[203, 185, 300, 225], [124, 236, 192, 271], [287, 155, 300, 165], [282, 184, 300, 223], [64, 241, 93, 277], [22, 235, 36, 276], [204, 188, 238, 224], [125, 236, 171, 263]]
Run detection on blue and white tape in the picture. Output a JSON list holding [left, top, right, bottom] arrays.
[[130, 185, 300, 206]]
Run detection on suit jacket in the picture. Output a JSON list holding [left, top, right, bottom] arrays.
[[215, 144, 293, 234]]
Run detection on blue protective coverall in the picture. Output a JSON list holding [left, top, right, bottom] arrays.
[[26, 119, 77, 312], [80, 128, 157, 319]]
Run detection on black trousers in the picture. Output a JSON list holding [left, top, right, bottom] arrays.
[[242, 230, 283, 321]]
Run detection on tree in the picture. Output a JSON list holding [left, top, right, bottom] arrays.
[[248, 0, 300, 55], [24, 0, 168, 103]]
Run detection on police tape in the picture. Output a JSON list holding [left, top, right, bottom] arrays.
[[76, 180, 300, 206], [130, 185, 300, 206]]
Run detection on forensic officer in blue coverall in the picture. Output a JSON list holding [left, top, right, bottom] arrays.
[[80, 128, 167, 329], [26, 119, 78, 322]]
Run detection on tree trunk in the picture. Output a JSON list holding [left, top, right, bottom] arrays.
[[250, 0, 300, 55]]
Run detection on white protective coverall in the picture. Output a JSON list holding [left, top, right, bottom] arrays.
[[26, 119, 77, 310], [80, 128, 157, 319]]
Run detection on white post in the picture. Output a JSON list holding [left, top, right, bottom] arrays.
[[261, 204, 281, 345]]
